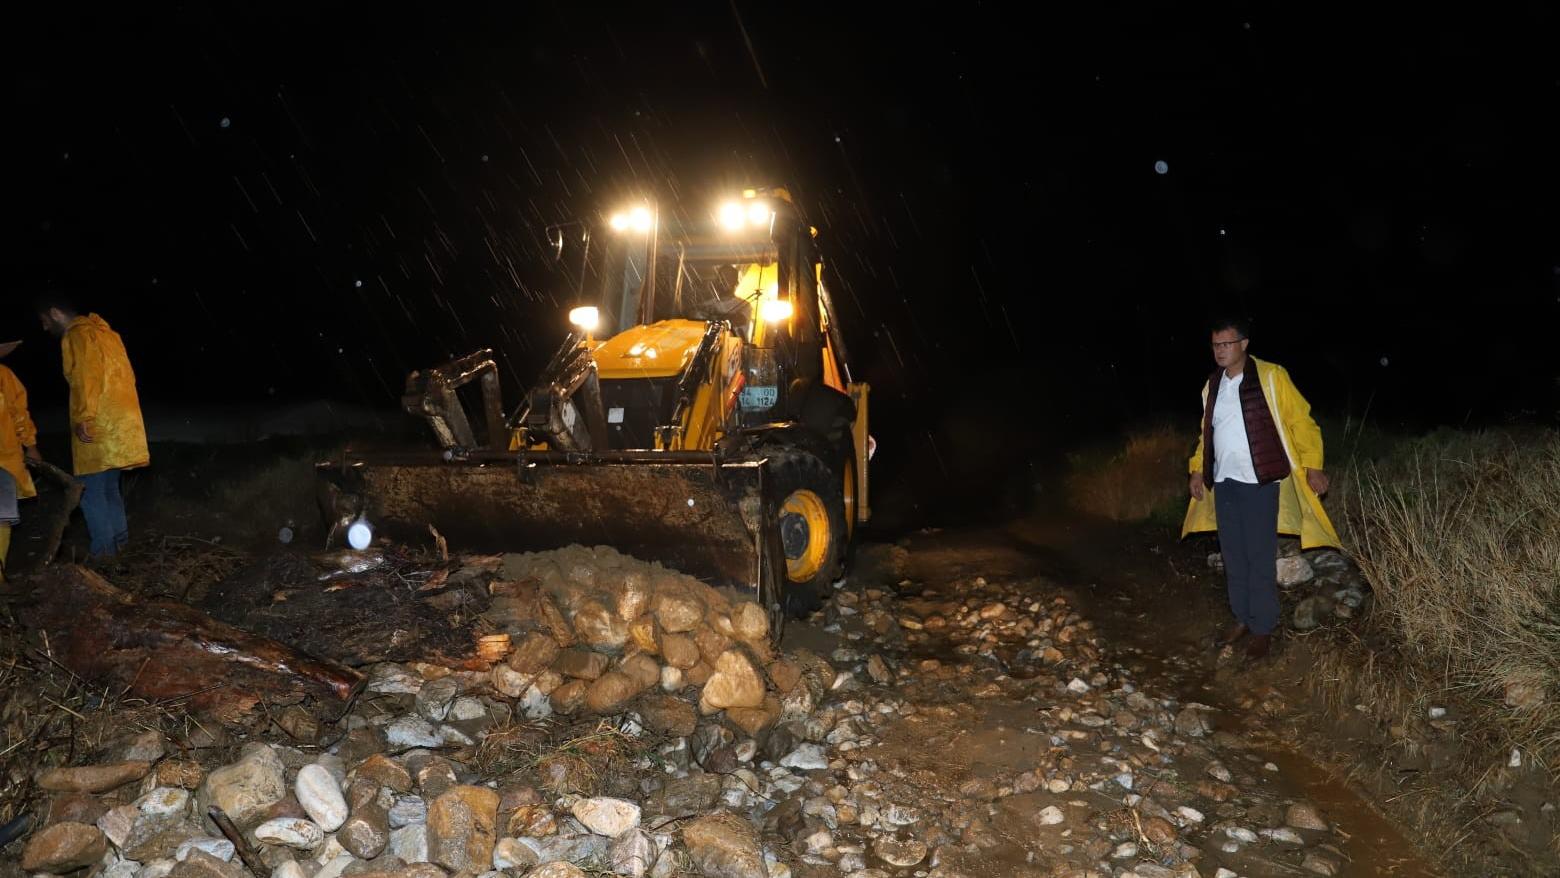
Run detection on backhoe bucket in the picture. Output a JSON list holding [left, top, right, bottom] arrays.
[[318, 451, 787, 630]]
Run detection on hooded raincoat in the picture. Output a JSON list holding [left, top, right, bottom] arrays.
[[1181, 357, 1341, 549], [61, 314, 149, 477], [0, 364, 38, 499]]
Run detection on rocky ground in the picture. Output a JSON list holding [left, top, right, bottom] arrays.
[[2, 517, 1459, 878], [776, 543, 1408, 878]]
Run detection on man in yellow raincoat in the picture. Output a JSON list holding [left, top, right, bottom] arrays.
[[36, 298, 149, 558], [0, 340, 42, 581], [1182, 316, 1340, 660]]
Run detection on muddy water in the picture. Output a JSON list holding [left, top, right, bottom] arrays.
[[900, 518, 1444, 877], [1116, 642, 1441, 878], [1255, 747, 1438, 877]]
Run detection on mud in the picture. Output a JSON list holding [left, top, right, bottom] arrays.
[[781, 516, 1446, 878]]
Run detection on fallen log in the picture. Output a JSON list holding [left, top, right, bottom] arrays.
[[1, 460, 84, 579], [17, 565, 362, 717]]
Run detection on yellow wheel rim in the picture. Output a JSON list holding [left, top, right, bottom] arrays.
[[842, 457, 857, 540], [780, 488, 831, 583]]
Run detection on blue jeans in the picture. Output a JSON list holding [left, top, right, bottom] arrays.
[[80, 469, 130, 557], [1213, 479, 1281, 635]]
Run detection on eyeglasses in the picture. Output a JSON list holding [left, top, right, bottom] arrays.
[[1211, 339, 1246, 350]]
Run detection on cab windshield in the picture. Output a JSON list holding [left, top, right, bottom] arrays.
[[587, 232, 785, 340]]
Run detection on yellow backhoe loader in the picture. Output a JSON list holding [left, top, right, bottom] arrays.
[[318, 188, 870, 637]]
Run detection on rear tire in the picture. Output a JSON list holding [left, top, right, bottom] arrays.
[[767, 448, 848, 618]]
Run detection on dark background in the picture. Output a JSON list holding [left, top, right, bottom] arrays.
[[10, 2, 1560, 523]]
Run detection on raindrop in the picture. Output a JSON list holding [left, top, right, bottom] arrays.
[[62, 152, 70, 160], [1379, 357, 1389, 367], [834, 135, 842, 143], [1154, 160, 1169, 175], [481, 154, 490, 162], [1218, 227, 1227, 236], [219, 116, 231, 128], [354, 279, 363, 288]]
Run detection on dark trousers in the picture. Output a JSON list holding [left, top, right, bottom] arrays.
[[1213, 478, 1280, 635]]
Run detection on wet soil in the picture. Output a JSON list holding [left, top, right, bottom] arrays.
[[198, 549, 481, 667], [782, 514, 1444, 878]]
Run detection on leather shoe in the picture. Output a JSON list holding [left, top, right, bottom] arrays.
[[1216, 622, 1249, 649], [1244, 633, 1272, 659]]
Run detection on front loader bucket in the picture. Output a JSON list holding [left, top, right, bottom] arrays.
[[318, 451, 787, 630]]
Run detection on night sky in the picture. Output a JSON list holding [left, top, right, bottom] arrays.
[[11, 3, 1560, 508]]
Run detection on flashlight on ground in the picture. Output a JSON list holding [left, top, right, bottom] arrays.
[[346, 517, 374, 551]]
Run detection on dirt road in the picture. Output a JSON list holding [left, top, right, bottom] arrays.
[[781, 515, 1440, 878]]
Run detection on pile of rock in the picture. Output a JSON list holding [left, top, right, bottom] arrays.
[[15, 545, 855, 878], [19, 664, 847, 878], [1206, 545, 1369, 632], [482, 545, 832, 738]]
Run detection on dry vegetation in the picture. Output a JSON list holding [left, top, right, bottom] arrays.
[[1223, 428, 1560, 875], [1339, 431, 1559, 770], [1064, 424, 1190, 523]]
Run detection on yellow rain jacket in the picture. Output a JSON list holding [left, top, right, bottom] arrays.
[[1181, 357, 1341, 549], [62, 314, 150, 477], [0, 364, 38, 499]]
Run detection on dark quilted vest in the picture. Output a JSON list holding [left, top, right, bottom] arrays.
[[1201, 362, 1292, 488]]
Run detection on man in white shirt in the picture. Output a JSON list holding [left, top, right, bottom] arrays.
[[1186, 316, 1333, 660]]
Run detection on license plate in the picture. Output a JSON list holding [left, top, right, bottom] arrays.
[[740, 386, 777, 409]]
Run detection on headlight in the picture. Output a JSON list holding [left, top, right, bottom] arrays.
[[719, 202, 745, 230], [346, 517, 374, 551], [760, 298, 793, 323], [720, 199, 772, 231], [569, 306, 600, 332], [609, 206, 654, 233]]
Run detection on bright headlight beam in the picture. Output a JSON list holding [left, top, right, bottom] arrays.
[[747, 202, 771, 226], [628, 206, 653, 233], [760, 298, 793, 322], [569, 306, 600, 332], [719, 202, 745, 230]]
